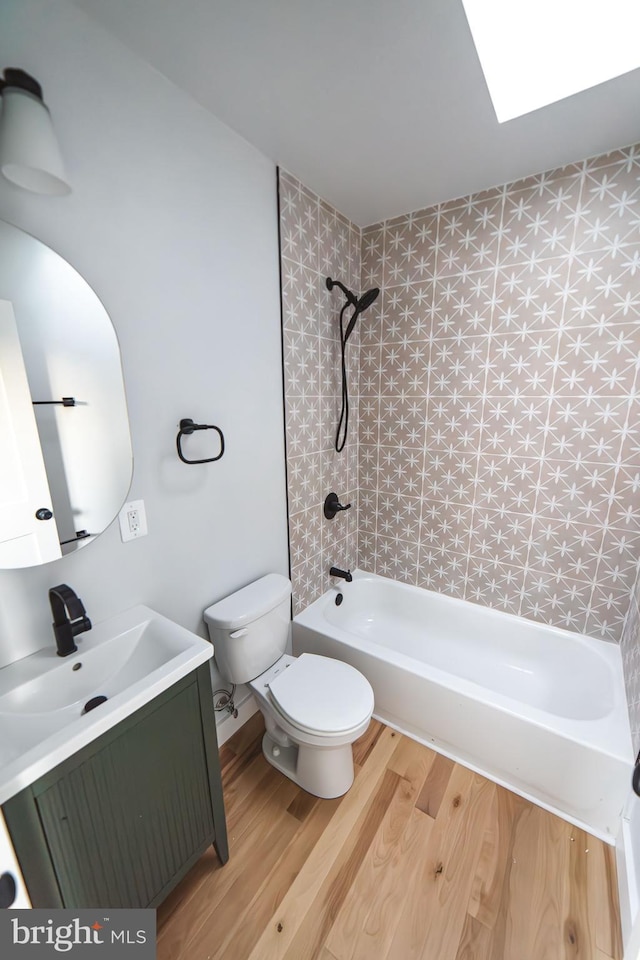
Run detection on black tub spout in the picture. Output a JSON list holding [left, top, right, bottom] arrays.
[[330, 566, 353, 583]]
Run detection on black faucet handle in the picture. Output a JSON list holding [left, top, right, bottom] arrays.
[[71, 615, 92, 637], [324, 492, 352, 520]]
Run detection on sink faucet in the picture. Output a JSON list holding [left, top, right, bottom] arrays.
[[330, 566, 353, 583], [49, 584, 92, 657]]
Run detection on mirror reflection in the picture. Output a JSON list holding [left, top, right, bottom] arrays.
[[0, 220, 132, 568]]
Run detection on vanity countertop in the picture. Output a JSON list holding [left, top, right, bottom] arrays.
[[0, 605, 213, 805]]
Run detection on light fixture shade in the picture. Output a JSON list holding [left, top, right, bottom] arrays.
[[0, 87, 70, 196]]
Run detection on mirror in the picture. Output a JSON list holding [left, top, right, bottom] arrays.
[[0, 219, 132, 568]]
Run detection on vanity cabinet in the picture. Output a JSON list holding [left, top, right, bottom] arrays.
[[2, 664, 227, 908]]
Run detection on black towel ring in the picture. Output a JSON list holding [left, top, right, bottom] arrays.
[[176, 418, 225, 464]]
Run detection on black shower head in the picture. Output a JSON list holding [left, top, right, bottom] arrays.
[[344, 286, 380, 343], [356, 287, 380, 313], [326, 276, 380, 343]]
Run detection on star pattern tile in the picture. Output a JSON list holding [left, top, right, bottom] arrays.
[[281, 146, 640, 746], [357, 147, 640, 651], [280, 172, 361, 613]]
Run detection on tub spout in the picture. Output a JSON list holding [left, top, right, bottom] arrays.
[[330, 566, 352, 583]]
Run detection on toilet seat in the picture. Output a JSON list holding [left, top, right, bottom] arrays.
[[268, 653, 374, 737]]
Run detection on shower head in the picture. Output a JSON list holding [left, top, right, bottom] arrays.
[[356, 287, 380, 313], [326, 276, 380, 343], [327, 277, 380, 453], [344, 286, 380, 343]]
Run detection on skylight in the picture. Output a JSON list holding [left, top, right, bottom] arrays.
[[461, 0, 640, 122]]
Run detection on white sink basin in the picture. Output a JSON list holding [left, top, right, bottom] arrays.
[[0, 605, 213, 804]]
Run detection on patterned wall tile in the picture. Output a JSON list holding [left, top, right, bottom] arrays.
[[484, 332, 559, 398], [282, 146, 640, 665], [463, 562, 523, 616], [544, 397, 629, 463], [420, 501, 473, 555], [520, 570, 594, 632], [383, 212, 438, 286], [469, 507, 531, 563], [280, 171, 362, 615], [431, 270, 496, 337], [358, 143, 640, 644], [416, 544, 468, 599], [499, 162, 583, 266], [435, 190, 505, 277], [493, 259, 570, 334], [575, 153, 640, 256], [428, 336, 489, 396]]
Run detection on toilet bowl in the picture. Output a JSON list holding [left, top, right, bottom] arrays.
[[204, 574, 373, 798]]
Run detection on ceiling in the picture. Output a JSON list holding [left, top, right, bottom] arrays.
[[71, 0, 640, 226]]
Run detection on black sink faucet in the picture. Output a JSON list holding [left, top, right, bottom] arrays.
[[49, 584, 92, 657], [330, 566, 353, 583]]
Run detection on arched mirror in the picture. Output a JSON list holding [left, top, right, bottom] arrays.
[[0, 219, 132, 568]]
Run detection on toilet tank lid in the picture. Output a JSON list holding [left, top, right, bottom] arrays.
[[204, 573, 292, 630]]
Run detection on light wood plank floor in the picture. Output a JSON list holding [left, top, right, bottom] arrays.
[[157, 714, 622, 960]]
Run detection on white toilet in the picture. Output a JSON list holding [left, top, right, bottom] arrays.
[[204, 573, 374, 798]]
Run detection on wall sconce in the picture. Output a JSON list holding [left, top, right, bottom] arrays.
[[0, 68, 70, 196]]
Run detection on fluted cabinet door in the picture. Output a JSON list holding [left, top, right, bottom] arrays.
[[38, 682, 213, 908]]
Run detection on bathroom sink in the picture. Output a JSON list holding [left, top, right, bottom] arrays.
[[0, 606, 213, 804]]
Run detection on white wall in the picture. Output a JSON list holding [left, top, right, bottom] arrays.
[[0, 0, 289, 678]]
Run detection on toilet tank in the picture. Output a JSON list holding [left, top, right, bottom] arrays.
[[204, 573, 292, 684]]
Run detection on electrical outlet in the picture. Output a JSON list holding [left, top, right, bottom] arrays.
[[118, 499, 148, 542]]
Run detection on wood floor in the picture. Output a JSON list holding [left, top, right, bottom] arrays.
[[157, 713, 622, 960]]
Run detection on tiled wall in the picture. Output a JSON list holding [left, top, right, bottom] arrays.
[[280, 149, 640, 649], [279, 171, 361, 614], [360, 147, 640, 643]]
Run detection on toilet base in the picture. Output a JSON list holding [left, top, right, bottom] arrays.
[[261, 731, 355, 799]]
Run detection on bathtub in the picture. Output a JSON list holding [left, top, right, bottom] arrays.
[[292, 571, 633, 841]]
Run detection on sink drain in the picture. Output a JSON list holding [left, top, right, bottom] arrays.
[[83, 695, 108, 714]]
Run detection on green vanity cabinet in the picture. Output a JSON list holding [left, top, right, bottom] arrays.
[[2, 663, 228, 909]]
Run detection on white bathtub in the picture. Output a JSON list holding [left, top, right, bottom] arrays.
[[292, 571, 633, 841]]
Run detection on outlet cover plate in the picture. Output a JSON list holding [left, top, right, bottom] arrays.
[[118, 499, 148, 542]]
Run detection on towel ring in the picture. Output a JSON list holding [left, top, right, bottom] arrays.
[[176, 418, 225, 464]]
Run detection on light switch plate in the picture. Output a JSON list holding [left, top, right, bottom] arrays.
[[118, 499, 148, 542]]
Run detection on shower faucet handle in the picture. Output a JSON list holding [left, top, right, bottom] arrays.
[[324, 492, 351, 520]]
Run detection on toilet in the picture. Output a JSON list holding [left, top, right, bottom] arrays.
[[204, 573, 374, 798]]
